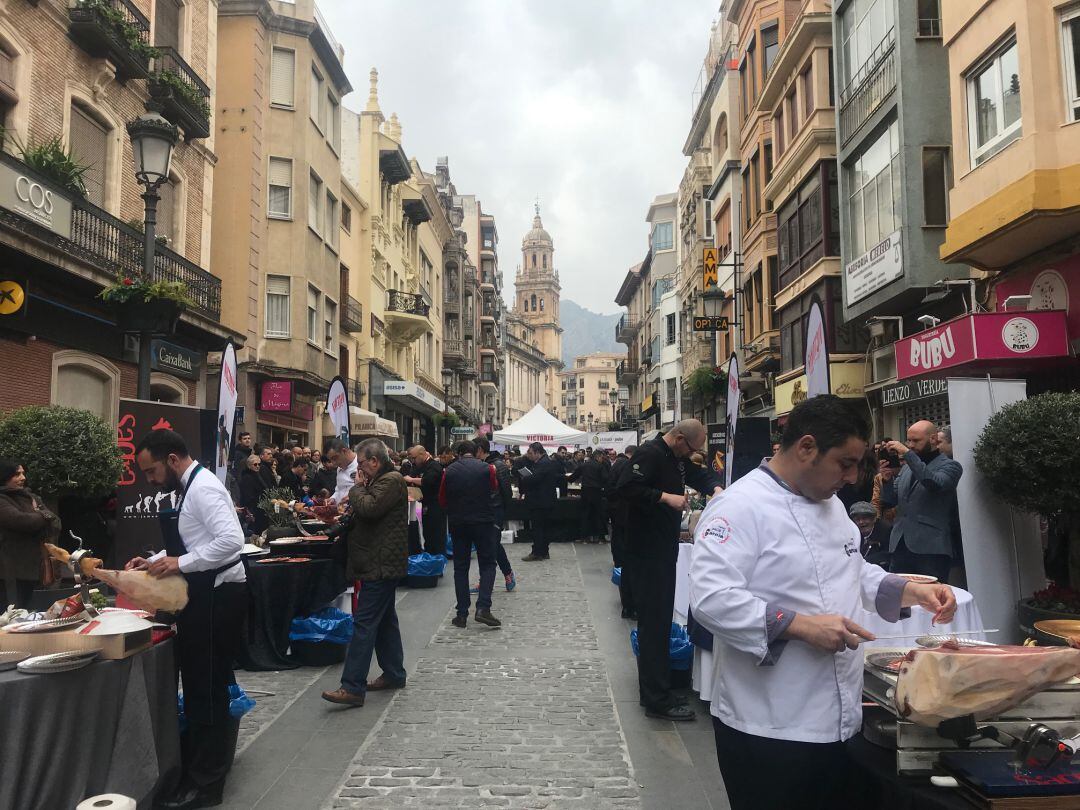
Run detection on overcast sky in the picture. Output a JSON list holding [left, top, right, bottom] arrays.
[[319, 0, 718, 315]]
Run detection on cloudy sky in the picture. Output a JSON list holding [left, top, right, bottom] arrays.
[[318, 0, 718, 315]]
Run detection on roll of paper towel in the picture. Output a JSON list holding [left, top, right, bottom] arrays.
[[77, 795, 136, 810]]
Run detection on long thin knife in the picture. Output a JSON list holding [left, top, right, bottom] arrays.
[[863, 628, 999, 642]]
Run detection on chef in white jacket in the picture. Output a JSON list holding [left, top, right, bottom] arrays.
[[690, 395, 956, 810]]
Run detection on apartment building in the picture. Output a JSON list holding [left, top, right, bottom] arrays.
[[558, 353, 621, 431], [502, 310, 547, 426], [0, 0, 231, 421]]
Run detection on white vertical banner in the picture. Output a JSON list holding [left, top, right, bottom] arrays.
[[724, 353, 740, 488], [804, 296, 830, 398], [214, 342, 238, 484], [327, 376, 351, 445], [947, 378, 1043, 644]]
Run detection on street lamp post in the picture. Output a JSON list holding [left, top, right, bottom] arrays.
[[441, 367, 453, 450], [587, 411, 594, 432], [608, 389, 618, 427], [127, 112, 178, 400], [701, 287, 727, 422]]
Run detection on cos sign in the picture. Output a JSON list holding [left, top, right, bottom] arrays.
[[0, 162, 73, 239]]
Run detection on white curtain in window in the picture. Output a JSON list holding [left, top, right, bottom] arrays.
[[265, 275, 290, 337], [268, 157, 292, 217]]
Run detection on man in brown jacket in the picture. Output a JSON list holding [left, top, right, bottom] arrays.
[[323, 439, 409, 707]]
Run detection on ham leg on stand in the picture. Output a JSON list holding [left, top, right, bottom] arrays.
[[43, 543, 188, 613]]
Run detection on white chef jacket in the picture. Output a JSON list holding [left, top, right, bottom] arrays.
[[333, 456, 358, 505], [689, 466, 906, 743], [148, 462, 246, 587]]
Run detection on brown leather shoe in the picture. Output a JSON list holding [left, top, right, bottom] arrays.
[[321, 688, 364, 707], [366, 675, 406, 691]]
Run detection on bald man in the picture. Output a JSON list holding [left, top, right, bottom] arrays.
[[404, 445, 446, 556], [615, 419, 723, 721], [880, 420, 964, 583]]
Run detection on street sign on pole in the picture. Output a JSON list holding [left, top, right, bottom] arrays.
[[693, 316, 729, 332], [702, 247, 719, 291]]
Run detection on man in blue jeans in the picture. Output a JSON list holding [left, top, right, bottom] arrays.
[[322, 439, 409, 707], [439, 440, 501, 629]]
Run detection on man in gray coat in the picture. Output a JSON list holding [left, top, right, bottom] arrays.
[[880, 420, 963, 583]]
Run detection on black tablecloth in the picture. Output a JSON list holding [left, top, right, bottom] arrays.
[[845, 733, 971, 810], [505, 497, 589, 543], [0, 640, 181, 810], [239, 556, 346, 671]]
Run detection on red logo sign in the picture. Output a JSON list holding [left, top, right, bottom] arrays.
[[260, 381, 293, 412]]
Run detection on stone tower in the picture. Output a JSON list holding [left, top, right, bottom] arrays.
[[514, 205, 564, 411]]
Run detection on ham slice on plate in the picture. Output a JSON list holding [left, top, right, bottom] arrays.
[[895, 643, 1080, 726]]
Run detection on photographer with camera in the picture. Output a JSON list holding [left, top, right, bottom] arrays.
[[879, 421, 963, 583], [872, 440, 901, 524]]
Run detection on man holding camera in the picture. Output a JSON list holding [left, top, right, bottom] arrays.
[[880, 420, 963, 583]]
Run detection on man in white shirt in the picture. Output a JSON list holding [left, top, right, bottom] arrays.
[[325, 438, 358, 505], [690, 396, 956, 810], [128, 429, 246, 810]]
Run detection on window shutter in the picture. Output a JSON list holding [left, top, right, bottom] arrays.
[[308, 173, 320, 233], [69, 105, 107, 207], [155, 0, 181, 51], [270, 49, 295, 107], [158, 179, 175, 245], [268, 157, 291, 217], [309, 68, 321, 124]]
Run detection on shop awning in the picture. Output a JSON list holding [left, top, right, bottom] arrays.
[[895, 310, 1070, 381], [382, 380, 444, 415], [348, 406, 399, 439]]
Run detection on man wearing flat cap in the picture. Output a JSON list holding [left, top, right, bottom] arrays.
[[849, 501, 891, 570]]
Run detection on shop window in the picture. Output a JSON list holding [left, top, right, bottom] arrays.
[[51, 351, 119, 426]]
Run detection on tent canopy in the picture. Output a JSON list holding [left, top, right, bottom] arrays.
[[493, 404, 586, 447], [349, 405, 399, 439]]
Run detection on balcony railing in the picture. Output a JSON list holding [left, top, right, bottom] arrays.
[[68, 0, 153, 83], [839, 30, 897, 145], [616, 357, 641, 383], [443, 338, 464, 359], [480, 333, 498, 350], [463, 267, 476, 286], [386, 290, 429, 317], [460, 360, 477, 378], [0, 51, 16, 104], [616, 314, 641, 344], [443, 285, 460, 314], [0, 152, 222, 319], [480, 369, 499, 384], [340, 293, 362, 332], [149, 47, 211, 139]]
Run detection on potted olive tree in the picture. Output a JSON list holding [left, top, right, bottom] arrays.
[[974, 392, 1080, 633]]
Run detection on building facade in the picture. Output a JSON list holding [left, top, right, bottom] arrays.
[[0, 0, 231, 425], [613, 259, 649, 427], [643, 194, 678, 431], [502, 310, 547, 426], [557, 353, 621, 431], [512, 207, 563, 412]]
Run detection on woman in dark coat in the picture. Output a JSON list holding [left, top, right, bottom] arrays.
[[238, 454, 269, 534], [0, 459, 61, 607]]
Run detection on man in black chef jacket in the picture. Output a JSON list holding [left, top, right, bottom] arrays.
[[128, 430, 247, 809], [617, 420, 722, 722]]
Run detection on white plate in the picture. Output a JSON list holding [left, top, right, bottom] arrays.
[[269, 537, 305, 546], [5, 616, 87, 634], [894, 573, 938, 584], [17, 650, 99, 674], [0, 651, 30, 672]]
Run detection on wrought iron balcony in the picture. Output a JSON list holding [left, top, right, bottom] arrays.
[[0, 152, 222, 319], [462, 266, 476, 286], [616, 357, 641, 383], [460, 360, 477, 378], [68, 0, 153, 83], [480, 332, 498, 351], [340, 293, 362, 333], [839, 31, 896, 145], [616, 314, 641, 344], [149, 47, 211, 140], [386, 290, 429, 317]]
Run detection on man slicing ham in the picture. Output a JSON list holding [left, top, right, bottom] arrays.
[[690, 395, 957, 810]]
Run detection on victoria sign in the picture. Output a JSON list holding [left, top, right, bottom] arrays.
[[894, 311, 1069, 380]]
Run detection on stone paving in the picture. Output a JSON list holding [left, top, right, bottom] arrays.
[[235, 665, 329, 754], [324, 545, 640, 808]]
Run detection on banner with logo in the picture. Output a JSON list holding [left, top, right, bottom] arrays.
[[116, 399, 205, 565], [214, 341, 238, 483], [707, 422, 727, 479], [327, 376, 350, 445], [804, 296, 830, 399], [581, 430, 638, 454], [724, 353, 740, 488]]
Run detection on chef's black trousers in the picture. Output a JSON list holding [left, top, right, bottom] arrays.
[[610, 521, 634, 613], [182, 581, 246, 790], [712, 718, 847, 810], [625, 549, 676, 711], [581, 488, 605, 538]]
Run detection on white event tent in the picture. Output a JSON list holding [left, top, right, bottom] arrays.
[[493, 404, 586, 448]]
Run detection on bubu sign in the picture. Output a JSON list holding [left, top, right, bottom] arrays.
[[693, 315, 729, 332]]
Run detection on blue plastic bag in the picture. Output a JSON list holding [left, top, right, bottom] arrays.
[[445, 535, 453, 558], [408, 552, 447, 576], [289, 607, 353, 645], [630, 622, 694, 671], [178, 685, 255, 731], [611, 567, 621, 586]]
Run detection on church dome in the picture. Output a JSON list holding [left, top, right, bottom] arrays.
[[522, 210, 552, 247]]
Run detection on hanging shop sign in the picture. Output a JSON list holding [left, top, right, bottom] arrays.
[[0, 161, 73, 238], [845, 229, 902, 306], [879, 378, 949, 408], [151, 339, 201, 380]]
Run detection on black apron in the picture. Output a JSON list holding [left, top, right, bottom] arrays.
[[159, 464, 241, 726]]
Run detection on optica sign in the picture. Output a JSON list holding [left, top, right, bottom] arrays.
[[895, 311, 1069, 380]]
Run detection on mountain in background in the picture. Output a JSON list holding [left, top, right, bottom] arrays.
[[560, 300, 623, 366]]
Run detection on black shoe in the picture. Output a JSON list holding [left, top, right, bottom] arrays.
[[451, 615, 467, 628], [621, 608, 638, 619], [521, 553, 548, 562], [154, 782, 223, 809], [645, 704, 696, 722], [474, 609, 501, 627]]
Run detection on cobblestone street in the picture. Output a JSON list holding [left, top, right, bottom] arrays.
[[221, 543, 728, 810]]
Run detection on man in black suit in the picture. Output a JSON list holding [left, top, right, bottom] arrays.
[[404, 445, 445, 556], [518, 443, 562, 562]]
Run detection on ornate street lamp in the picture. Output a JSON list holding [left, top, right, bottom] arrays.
[[127, 112, 178, 400], [608, 389, 618, 426], [441, 367, 453, 448]]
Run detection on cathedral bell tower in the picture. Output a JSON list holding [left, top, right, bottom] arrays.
[[514, 204, 563, 410]]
